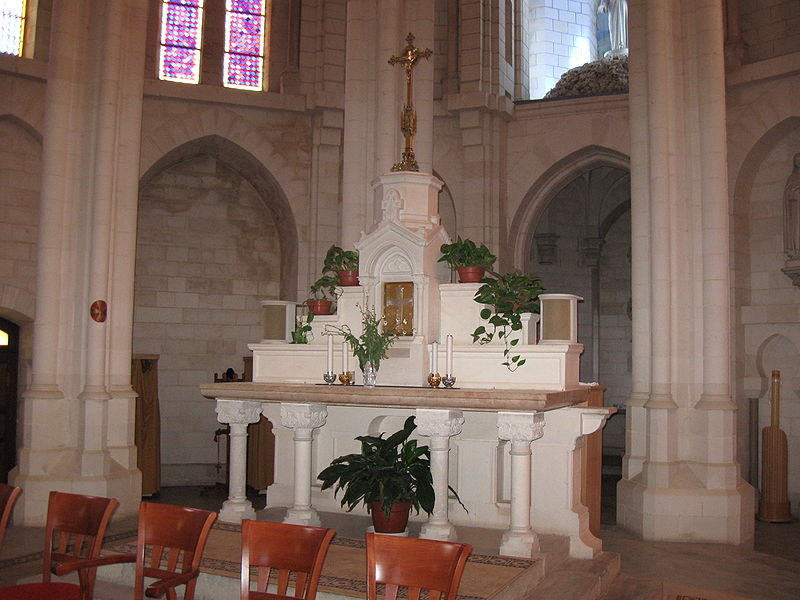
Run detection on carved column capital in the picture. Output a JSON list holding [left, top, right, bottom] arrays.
[[497, 412, 545, 443], [280, 403, 327, 430], [216, 400, 263, 425], [414, 409, 464, 438]]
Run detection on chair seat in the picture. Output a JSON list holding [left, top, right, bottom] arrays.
[[0, 582, 80, 599]]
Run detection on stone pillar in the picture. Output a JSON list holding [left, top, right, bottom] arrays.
[[281, 403, 328, 526], [415, 408, 464, 541], [497, 412, 545, 558], [216, 401, 263, 523]]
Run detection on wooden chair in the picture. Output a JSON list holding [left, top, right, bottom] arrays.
[[240, 519, 335, 600], [0, 484, 21, 550], [0, 490, 118, 600], [365, 533, 472, 600], [86, 502, 217, 600]]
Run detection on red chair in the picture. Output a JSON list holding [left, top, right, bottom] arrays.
[[240, 519, 335, 600], [365, 533, 472, 600], [0, 490, 118, 600], [0, 484, 22, 550]]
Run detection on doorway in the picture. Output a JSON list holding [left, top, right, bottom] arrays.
[[0, 317, 19, 483]]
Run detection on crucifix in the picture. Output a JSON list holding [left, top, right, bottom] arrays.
[[388, 32, 432, 172]]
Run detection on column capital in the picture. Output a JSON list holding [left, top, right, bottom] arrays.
[[414, 409, 464, 438], [280, 403, 327, 430], [497, 412, 545, 442], [216, 400, 262, 425]]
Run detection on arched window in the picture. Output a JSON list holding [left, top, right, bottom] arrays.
[[159, 0, 206, 84], [0, 0, 26, 56], [223, 0, 269, 90]]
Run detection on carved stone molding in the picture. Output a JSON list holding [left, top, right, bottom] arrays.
[[782, 259, 800, 287], [497, 412, 545, 442], [533, 233, 559, 265], [216, 400, 262, 425], [414, 409, 465, 438], [280, 403, 327, 430]]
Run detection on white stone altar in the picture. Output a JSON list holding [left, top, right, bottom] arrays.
[[200, 171, 614, 560]]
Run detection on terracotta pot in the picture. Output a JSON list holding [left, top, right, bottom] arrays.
[[370, 501, 412, 533], [307, 299, 333, 315], [338, 269, 359, 286], [457, 266, 485, 283]]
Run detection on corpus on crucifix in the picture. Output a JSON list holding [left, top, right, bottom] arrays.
[[388, 32, 432, 172]]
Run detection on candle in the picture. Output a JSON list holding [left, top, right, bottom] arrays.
[[431, 341, 438, 374], [326, 333, 334, 374], [341, 341, 348, 372], [446, 334, 453, 376]]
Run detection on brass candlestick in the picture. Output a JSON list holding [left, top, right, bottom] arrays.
[[427, 372, 442, 388], [338, 371, 354, 386]]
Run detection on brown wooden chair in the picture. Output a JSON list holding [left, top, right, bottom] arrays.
[[85, 501, 217, 600], [240, 519, 335, 600], [365, 533, 472, 600], [0, 490, 118, 600], [0, 484, 22, 550]]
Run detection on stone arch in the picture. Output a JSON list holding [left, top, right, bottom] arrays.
[[140, 135, 299, 299], [0, 284, 35, 324], [432, 169, 457, 240], [0, 114, 42, 146], [508, 145, 630, 271]]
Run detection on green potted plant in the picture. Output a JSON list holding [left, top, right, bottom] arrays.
[[471, 271, 544, 371], [438, 236, 497, 283], [307, 274, 339, 315], [290, 312, 314, 343], [323, 245, 360, 286], [317, 416, 465, 533], [326, 305, 399, 386]]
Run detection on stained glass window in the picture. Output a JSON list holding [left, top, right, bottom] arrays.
[[159, 0, 205, 84], [0, 0, 26, 56], [224, 0, 268, 90]]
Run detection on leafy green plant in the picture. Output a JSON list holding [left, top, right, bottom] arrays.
[[326, 305, 399, 372], [438, 236, 496, 269], [317, 416, 465, 519], [310, 274, 339, 301], [471, 271, 545, 371], [290, 313, 313, 344], [323, 245, 359, 273]]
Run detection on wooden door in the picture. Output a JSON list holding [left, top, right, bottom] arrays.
[[0, 318, 19, 483]]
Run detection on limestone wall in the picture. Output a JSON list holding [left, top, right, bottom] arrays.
[[740, 1, 800, 64]]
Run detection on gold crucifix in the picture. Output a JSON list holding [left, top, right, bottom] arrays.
[[388, 32, 432, 172]]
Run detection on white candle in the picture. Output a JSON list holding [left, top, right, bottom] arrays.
[[341, 341, 348, 372], [446, 334, 453, 376], [431, 341, 438, 374], [326, 333, 334, 373]]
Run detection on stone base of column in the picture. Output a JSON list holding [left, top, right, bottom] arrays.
[[500, 529, 540, 557], [420, 520, 457, 541], [616, 473, 755, 545], [219, 498, 256, 523], [283, 507, 321, 527]]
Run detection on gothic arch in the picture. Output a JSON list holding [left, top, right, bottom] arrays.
[[140, 135, 299, 299], [0, 114, 42, 146], [508, 145, 630, 271]]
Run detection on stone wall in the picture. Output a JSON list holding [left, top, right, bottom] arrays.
[[740, 0, 800, 64]]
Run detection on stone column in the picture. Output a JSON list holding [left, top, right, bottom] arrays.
[[497, 412, 544, 557], [415, 408, 464, 541], [281, 403, 328, 526], [216, 401, 263, 523]]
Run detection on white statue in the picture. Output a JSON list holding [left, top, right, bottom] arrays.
[[598, 0, 628, 57], [784, 153, 800, 259]]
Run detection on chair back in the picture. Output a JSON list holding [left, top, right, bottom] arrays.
[[135, 502, 217, 600], [0, 484, 21, 549], [240, 520, 335, 600], [366, 533, 472, 600], [42, 491, 119, 599]]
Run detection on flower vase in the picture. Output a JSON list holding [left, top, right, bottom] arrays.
[[363, 360, 377, 387]]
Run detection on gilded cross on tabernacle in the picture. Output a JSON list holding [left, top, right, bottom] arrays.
[[388, 33, 432, 172]]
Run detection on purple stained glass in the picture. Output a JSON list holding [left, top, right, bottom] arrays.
[[229, 0, 264, 15], [163, 4, 202, 48], [225, 54, 263, 89], [161, 46, 201, 82], [227, 13, 262, 55]]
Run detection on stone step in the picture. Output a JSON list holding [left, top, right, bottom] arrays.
[[599, 574, 664, 600], [529, 551, 621, 600]]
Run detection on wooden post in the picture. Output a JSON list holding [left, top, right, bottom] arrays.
[[757, 371, 792, 522], [581, 385, 605, 537]]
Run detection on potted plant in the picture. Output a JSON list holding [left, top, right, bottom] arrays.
[[323, 245, 360, 286], [438, 236, 497, 283], [326, 305, 399, 386], [471, 271, 544, 371], [307, 274, 339, 315], [317, 416, 465, 533], [290, 312, 313, 343]]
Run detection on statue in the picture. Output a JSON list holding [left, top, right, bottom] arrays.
[[598, 0, 628, 57], [784, 153, 800, 259]]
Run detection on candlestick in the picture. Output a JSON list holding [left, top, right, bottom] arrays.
[[341, 341, 348, 373], [445, 334, 453, 376], [431, 341, 438, 374], [326, 333, 334, 374]]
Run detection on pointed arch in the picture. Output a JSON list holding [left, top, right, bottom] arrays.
[[140, 135, 299, 299], [507, 145, 630, 271]]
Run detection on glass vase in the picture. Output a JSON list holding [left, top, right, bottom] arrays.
[[363, 360, 377, 387]]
